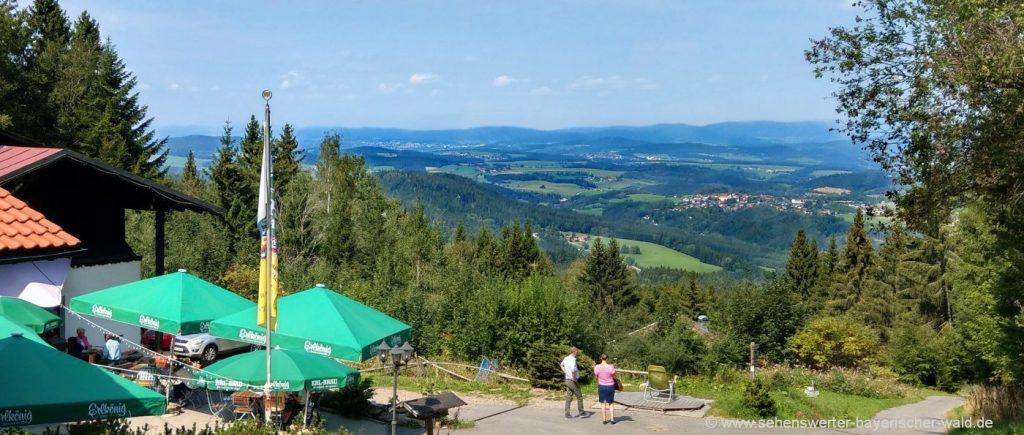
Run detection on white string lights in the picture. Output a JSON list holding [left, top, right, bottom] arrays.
[[60, 305, 259, 390]]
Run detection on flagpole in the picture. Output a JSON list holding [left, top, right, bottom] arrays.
[[261, 89, 274, 423]]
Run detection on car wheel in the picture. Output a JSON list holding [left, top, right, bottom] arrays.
[[201, 344, 218, 363]]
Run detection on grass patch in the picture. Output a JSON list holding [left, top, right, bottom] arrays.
[[677, 370, 944, 421], [570, 234, 721, 273], [502, 180, 585, 197], [431, 164, 482, 179], [575, 207, 604, 216], [624, 193, 674, 203]]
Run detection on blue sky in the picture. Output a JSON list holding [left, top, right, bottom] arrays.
[[61, 0, 858, 132]]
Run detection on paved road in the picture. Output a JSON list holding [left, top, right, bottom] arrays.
[[42, 392, 960, 435], [459, 396, 967, 435]]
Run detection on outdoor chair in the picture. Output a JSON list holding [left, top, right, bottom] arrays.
[[265, 392, 288, 428], [640, 365, 677, 403], [231, 391, 259, 420], [135, 366, 161, 390]]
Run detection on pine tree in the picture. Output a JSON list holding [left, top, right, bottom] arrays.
[[0, 1, 31, 129], [684, 272, 707, 318], [579, 238, 639, 311], [22, 0, 70, 143], [274, 123, 302, 193], [453, 223, 467, 243], [783, 229, 819, 300], [828, 209, 875, 314], [207, 122, 249, 257], [181, 150, 200, 191], [852, 223, 908, 332]]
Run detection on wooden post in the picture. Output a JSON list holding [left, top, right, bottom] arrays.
[[749, 342, 756, 379], [154, 209, 165, 276], [154, 209, 166, 354]]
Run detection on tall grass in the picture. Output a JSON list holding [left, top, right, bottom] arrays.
[[965, 384, 1023, 422]]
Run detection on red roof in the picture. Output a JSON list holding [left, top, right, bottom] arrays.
[[0, 146, 61, 179], [0, 187, 80, 252]]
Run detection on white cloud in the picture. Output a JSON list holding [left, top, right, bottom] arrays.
[[569, 75, 658, 91], [408, 73, 438, 85], [492, 75, 516, 87], [169, 83, 180, 91], [529, 86, 552, 96], [378, 82, 401, 94], [280, 70, 303, 89]]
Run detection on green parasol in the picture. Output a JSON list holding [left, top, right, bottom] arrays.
[[209, 286, 411, 362], [69, 270, 254, 335], [0, 315, 47, 346], [196, 347, 359, 392], [0, 297, 62, 334], [0, 332, 166, 427]]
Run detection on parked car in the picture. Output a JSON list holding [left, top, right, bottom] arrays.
[[172, 333, 250, 363], [141, 329, 172, 351]]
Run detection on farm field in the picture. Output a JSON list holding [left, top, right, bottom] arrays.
[[568, 233, 722, 273]]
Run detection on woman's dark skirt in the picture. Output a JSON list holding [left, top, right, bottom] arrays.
[[598, 384, 615, 403]]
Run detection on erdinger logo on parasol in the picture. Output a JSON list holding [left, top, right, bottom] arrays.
[[87, 402, 127, 419], [0, 409, 32, 426], [91, 305, 113, 319], [239, 328, 266, 344], [304, 340, 332, 356], [138, 315, 160, 329]]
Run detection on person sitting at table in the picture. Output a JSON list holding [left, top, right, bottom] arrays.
[[76, 328, 91, 349], [67, 336, 86, 360], [281, 392, 302, 428], [101, 334, 122, 364]]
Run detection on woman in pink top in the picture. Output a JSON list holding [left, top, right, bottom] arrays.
[[594, 353, 617, 424]]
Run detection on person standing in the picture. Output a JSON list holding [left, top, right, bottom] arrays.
[[101, 334, 121, 364], [594, 353, 617, 424], [561, 347, 587, 419]]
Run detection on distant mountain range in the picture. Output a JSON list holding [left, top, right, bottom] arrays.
[[161, 121, 848, 159]]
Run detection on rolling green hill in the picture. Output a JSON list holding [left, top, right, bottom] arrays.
[[569, 234, 722, 273]]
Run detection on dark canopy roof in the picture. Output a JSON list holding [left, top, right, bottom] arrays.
[[0, 145, 222, 215]]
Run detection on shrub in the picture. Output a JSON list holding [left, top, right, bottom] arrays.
[[611, 321, 705, 375], [760, 366, 907, 399], [742, 376, 777, 417], [885, 321, 961, 391], [322, 378, 375, 418], [526, 342, 594, 389], [788, 316, 879, 369]]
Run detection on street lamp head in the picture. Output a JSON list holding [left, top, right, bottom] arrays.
[[376, 342, 391, 364], [262, 89, 272, 101], [399, 342, 415, 363]]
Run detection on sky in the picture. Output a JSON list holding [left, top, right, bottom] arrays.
[[59, 0, 859, 132]]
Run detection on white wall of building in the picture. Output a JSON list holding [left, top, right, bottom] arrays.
[[62, 260, 141, 354]]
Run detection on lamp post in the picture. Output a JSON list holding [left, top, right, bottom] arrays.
[[377, 341, 415, 435]]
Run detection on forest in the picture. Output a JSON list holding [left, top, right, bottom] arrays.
[[1, 0, 1023, 428]]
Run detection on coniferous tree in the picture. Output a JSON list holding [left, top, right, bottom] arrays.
[[22, 0, 69, 142], [579, 238, 639, 311], [828, 209, 875, 314], [274, 123, 302, 192], [783, 229, 819, 301], [684, 272, 707, 318], [181, 150, 200, 192], [207, 122, 248, 257], [0, 1, 30, 129], [453, 223, 467, 243], [852, 223, 908, 333]]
